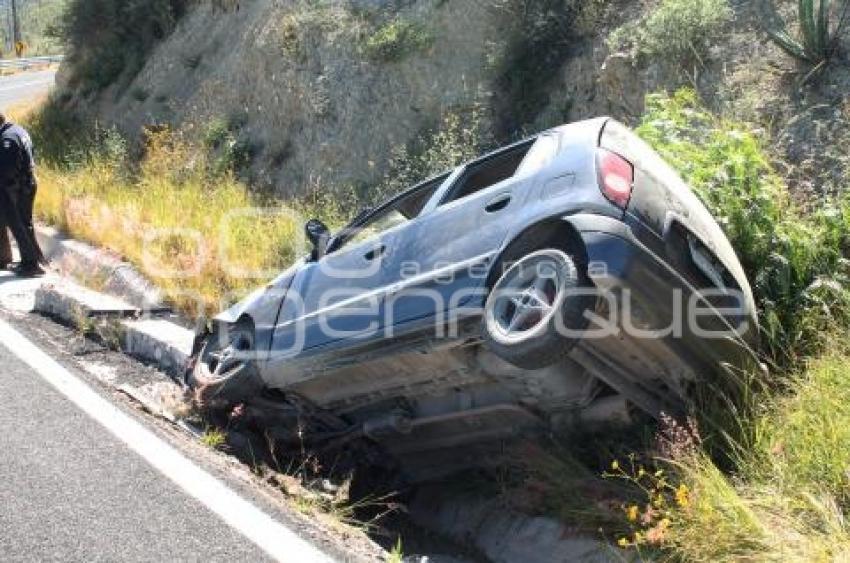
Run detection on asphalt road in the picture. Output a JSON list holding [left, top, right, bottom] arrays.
[[0, 329, 280, 561], [0, 340, 272, 561], [0, 274, 344, 562], [0, 68, 56, 109]]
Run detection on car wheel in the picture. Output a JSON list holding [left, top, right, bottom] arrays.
[[189, 320, 264, 406], [483, 248, 593, 370]]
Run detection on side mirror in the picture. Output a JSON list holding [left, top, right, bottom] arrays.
[[305, 218, 331, 260]]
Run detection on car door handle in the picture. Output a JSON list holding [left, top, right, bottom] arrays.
[[364, 244, 386, 261], [485, 194, 512, 213]]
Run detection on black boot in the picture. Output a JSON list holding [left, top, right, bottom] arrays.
[[10, 261, 45, 277]]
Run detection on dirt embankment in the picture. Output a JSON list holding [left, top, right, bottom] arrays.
[[57, 0, 850, 201], [56, 0, 627, 196]]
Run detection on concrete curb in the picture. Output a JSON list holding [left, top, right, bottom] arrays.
[[409, 486, 615, 563], [36, 224, 167, 312], [34, 279, 194, 381], [33, 278, 140, 321]]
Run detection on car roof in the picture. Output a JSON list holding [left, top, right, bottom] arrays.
[[358, 117, 613, 224]]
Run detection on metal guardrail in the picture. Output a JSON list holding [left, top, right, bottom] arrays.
[[0, 55, 64, 69]]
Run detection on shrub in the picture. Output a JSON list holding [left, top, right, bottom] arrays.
[[608, 0, 732, 64], [362, 19, 433, 62], [200, 117, 254, 176], [490, 0, 579, 132], [278, 14, 302, 59], [375, 102, 490, 204], [762, 0, 850, 65], [636, 89, 850, 366], [60, 0, 189, 91], [26, 94, 110, 168]]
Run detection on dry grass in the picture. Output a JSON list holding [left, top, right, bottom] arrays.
[[14, 99, 344, 318], [663, 355, 850, 561], [35, 144, 302, 317], [602, 352, 850, 561]]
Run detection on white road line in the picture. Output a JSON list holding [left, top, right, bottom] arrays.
[[0, 319, 333, 563]]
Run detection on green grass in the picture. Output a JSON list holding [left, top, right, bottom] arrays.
[[200, 427, 227, 449], [362, 19, 433, 62], [657, 354, 850, 561], [748, 354, 850, 507], [387, 538, 404, 563]]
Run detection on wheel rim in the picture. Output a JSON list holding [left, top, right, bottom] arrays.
[[206, 327, 253, 382], [487, 250, 573, 345]]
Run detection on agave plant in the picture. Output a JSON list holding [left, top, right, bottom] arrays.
[[764, 0, 850, 64]]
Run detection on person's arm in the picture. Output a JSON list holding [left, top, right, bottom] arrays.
[[0, 138, 20, 186]]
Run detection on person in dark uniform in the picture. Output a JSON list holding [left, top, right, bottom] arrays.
[[0, 111, 46, 276]]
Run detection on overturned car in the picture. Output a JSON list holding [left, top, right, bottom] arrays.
[[189, 118, 760, 479]]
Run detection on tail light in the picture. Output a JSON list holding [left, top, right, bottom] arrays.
[[596, 148, 634, 209]]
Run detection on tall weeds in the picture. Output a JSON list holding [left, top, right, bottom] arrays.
[[25, 98, 344, 317]]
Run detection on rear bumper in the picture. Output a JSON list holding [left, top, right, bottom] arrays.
[[565, 214, 761, 406]]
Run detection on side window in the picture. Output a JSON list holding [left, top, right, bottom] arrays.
[[337, 174, 446, 251], [441, 140, 535, 205], [345, 209, 408, 248]]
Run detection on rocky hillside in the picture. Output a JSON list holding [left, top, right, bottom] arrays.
[[54, 0, 850, 202]]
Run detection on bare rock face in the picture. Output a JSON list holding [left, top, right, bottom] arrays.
[[65, 0, 654, 198], [60, 0, 850, 201], [598, 52, 645, 117], [88, 0, 511, 196]]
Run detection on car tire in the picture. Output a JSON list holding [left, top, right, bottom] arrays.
[[189, 319, 264, 406], [483, 248, 594, 370]]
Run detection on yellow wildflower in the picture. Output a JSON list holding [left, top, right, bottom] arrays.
[[617, 537, 629, 548], [675, 484, 690, 507], [626, 505, 639, 522]]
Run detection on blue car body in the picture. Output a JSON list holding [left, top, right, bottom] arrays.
[[209, 117, 759, 477]]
